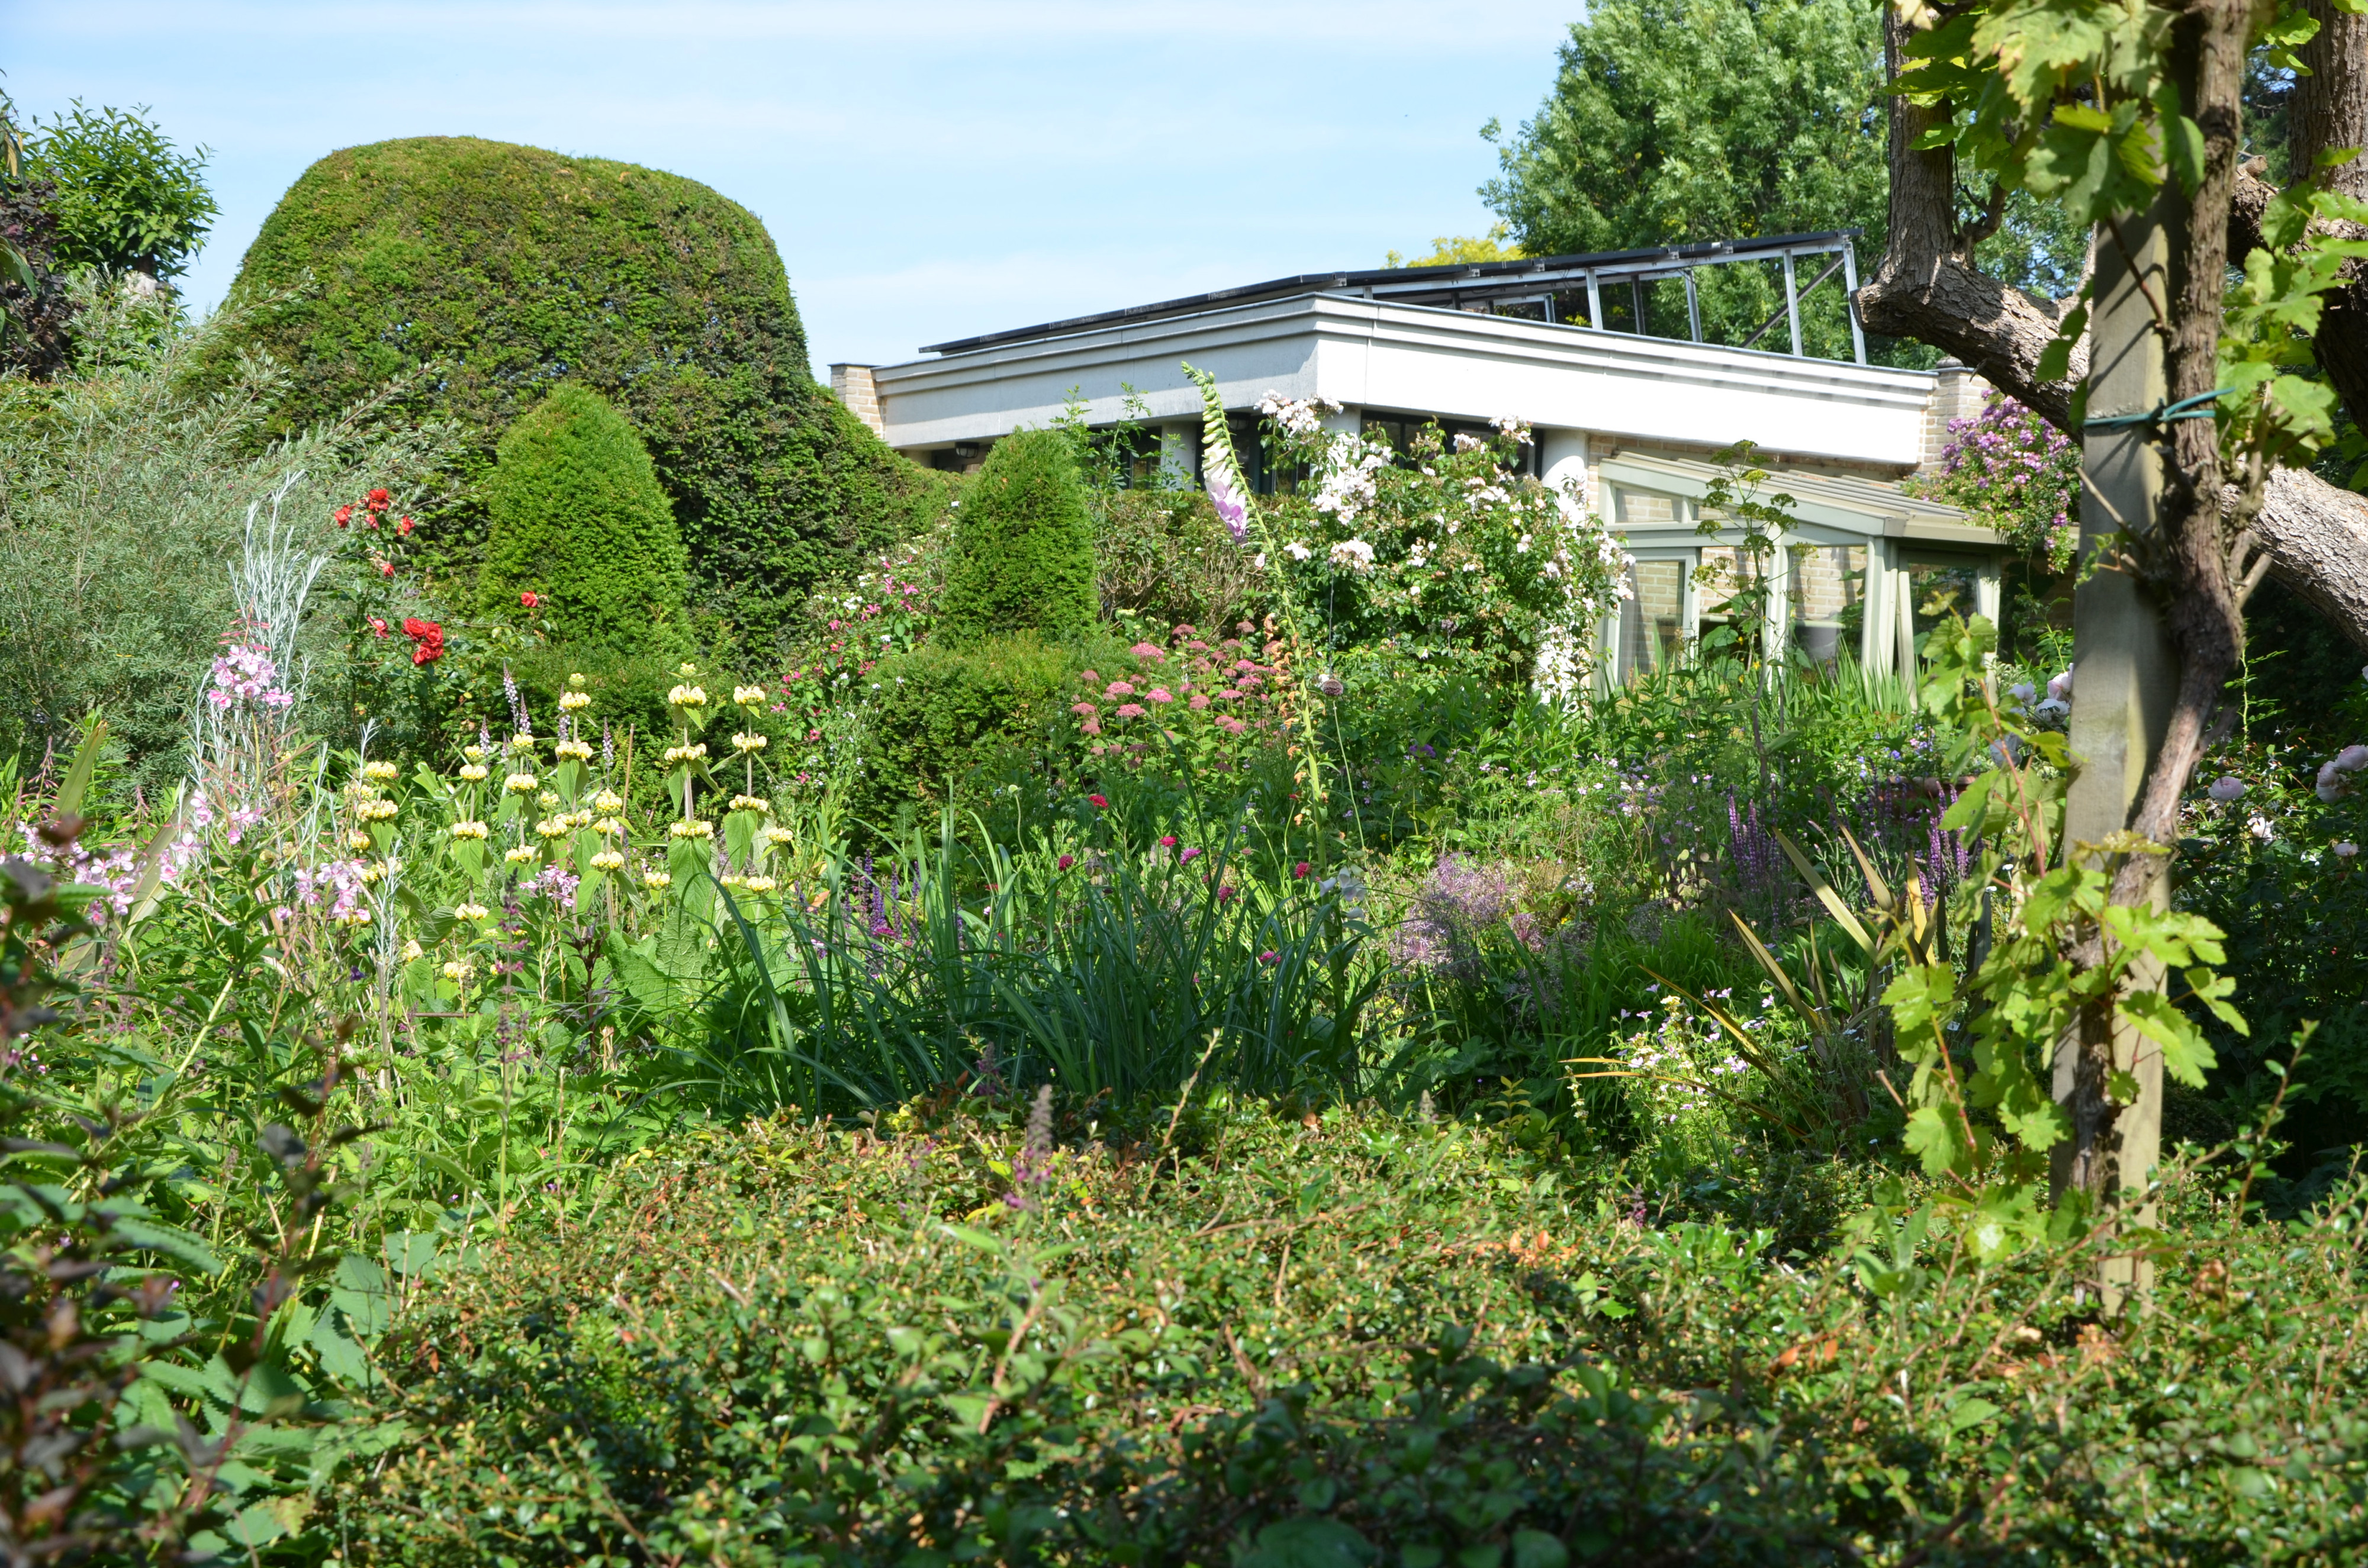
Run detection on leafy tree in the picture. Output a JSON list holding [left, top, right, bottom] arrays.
[[480, 385, 688, 656], [21, 101, 215, 279], [938, 430, 1097, 648], [1478, 0, 2081, 359], [1385, 224, 1524, 269]]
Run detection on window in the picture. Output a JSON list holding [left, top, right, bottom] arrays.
[[1907, 558, 1982, 645], [1695, 543, 1773, 654], [1789, 544, 1867, 665], [1616, 558, 1688, 683], [1613, 488, 1679, 527]]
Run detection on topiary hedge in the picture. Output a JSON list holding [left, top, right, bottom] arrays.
[[939, 429, 1097, 647], [853, 634, 1082, 838], [217, 136, 950, 642], [481, 384, 687, 654]]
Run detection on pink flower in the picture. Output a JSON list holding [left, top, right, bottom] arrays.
[[1058, 854, 1075, 870], [1082, 719, 1102, 735], [1217, 885, 1236, 901], [1105, 680, 1136, 698], [1259, 950, 1279, 964], [1080, 669, 1100, 684], [1130, 642, 1166, 661], [1072, 701, 1099, 717], [1179, 846, 1202, 864], [1146, 687, 1174, 704], [1116, 703, 1148, 719], [1159, 835, 1178, 848], [369, 617, 389, 638], [1294, 861, 1311, 878], [1088, 794, 1109, 809], [520, 590, 540, 609]]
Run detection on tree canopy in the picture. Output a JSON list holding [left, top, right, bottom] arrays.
[[18, 101, 216, 279]]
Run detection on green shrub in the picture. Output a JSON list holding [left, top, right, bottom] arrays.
[[330, 1112, 2368, 1566], [480, 385, 687, 653], [216, 136, 951, 642], [854, 633, 1081, 836], [939, 429, 1096, 646]]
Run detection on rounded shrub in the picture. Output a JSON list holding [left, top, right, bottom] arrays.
[[217, 136, 950, 641], [482, 385, 688, 653], [854, 635, 1081, 838], [939, 430, 1097, 647]]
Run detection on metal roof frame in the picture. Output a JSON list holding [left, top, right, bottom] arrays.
[[921, 230, 1870, 364]]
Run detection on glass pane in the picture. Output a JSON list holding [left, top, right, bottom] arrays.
[[1695, 545, 1772, 655], [1907, 559, 1981, 645], [1790, 544, 1867, 665], [1617, 559, 1687, 683], [1615, 488, 1678, 526]]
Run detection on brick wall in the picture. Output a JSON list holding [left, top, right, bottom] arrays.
[[1919, 360, 1995, 474], [829, 363, 886, 438]]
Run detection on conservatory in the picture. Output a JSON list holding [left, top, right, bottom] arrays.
[[1590, 451, 2002, 685], [829, 228, 2007, 681]]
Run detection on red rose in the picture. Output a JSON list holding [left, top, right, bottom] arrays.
[[397, 516, 414, 535], [520, 591, 540, 609], [379, 561, 395, 577], [333, 505, 353, 527], [369, 617, 389, 638], [365, 488, 391, 511], [401, 618, 445, 665], [1088, 794, 1109, 809]]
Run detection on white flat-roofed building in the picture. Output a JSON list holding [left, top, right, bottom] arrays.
[[829, 231, 2005, 679]]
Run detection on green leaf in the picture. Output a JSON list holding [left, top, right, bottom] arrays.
[[1948, 1396, 2001, 1432], [1903, 1105, 1973, 1179], [106, 1215, 222, 1275]]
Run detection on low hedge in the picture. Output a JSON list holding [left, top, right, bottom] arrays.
[[329, 1106, 2368, 1566]]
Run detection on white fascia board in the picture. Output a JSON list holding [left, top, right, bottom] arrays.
[[874, 294, 1936, 466], [872, 297, 1328, 448]]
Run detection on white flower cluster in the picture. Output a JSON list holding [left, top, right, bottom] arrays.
[[1254, 390, 1339, 440]]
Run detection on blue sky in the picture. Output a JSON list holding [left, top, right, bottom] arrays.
[[9, 1, 1578, 375]]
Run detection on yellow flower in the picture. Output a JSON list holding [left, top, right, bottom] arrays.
[[764, 824, 796, 846], [555, 739, 593, 761], [558, 690, 591, 711], [667, 684, 709, 708], [733, 684, 767, 706], [458, 763, 490, 783], [593, 816, 627, 837], [347, 830, 374, 852], [590, 849, 625, 871], [440, 958, 472, 983], [334, 907, 373, 928], [358, 861, 387, 884], [535, 817, 569, 840], [463, 744, 486, 763], [400, 938, 423, 962], [455, 901, 490, 920], [504, 845, 539, 865], [668, 819, 715, 840], [742, 875, 776, 893], [562, 809, 594, 829], [363, 760, 400, 783], [361, 798, 400, 821], [538, 790, 561, 810], [449, 820, 489, 841], [662, 743, 708, 765], [642, 869, 673, 890], [719, 873, 747, 890], [732, 731, 768, 754], [730, 794, 771, 814], [508, 732, 536, 752], [593, 790, 626, 813], [504, 772, 539, 794]]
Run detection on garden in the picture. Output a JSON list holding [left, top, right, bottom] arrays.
[[5, 25, 2368, 1567]]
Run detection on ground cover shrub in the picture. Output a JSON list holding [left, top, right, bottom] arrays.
[[332, 1107, 2368, 1566], [937, 429, 1097, 647], [478, 384, 690, 656], [215, 136, 952, 640]]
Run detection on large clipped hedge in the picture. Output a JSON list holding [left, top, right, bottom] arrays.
[[480, 385, 687, 653], [938, 429, 1098, 646], [219, 136, 948, 640]]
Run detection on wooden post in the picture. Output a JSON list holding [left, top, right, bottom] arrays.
[[2057, 203, 2181, 1311]]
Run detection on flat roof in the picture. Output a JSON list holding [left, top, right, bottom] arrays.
[[919, 230, 1866, 356]]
